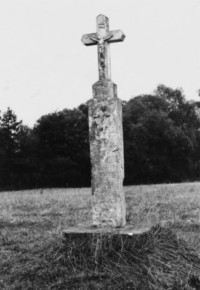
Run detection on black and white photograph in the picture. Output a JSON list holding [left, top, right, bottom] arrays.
[[1, 0, 200, 289]]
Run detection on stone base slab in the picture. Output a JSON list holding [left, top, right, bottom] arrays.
[[62, 225, 151, 285], [63, 224, 150, 237]]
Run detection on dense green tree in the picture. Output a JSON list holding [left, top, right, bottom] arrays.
[[33, 106, 90, 187], [123, 85, 200, 184], [155, 85, 200, 130], [0, 108, 22, 189], [0, 107, 22, 156], [13, 125, 39, 188]]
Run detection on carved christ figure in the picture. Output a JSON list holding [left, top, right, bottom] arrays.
[[90, 33, 113, 74], [81, 14, 125, 80]]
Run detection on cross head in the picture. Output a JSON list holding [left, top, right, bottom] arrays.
[[81, 15, 125, 80]]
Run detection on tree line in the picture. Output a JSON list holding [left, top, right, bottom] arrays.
[[1, 84, 200, 190]]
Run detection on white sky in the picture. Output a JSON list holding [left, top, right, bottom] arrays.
[[0, 0, 200, 127]]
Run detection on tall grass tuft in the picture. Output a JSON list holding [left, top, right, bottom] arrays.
[[1, 184, 200, 289], [7, 225, 200, 289]]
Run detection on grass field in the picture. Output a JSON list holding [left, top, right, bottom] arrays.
[[1, 183, 200, 289]]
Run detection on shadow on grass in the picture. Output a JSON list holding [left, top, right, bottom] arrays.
[[0, 219, 54, 231], [173, 222, 200, 232]]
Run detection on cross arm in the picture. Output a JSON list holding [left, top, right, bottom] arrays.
[[81, 33, 98, 46], [108, 30, 126, 43], [81, 30, 126, 46]]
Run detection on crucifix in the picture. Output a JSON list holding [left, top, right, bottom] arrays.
[[81, 14, 125, 80], [80, 15, 126, 227], [64, 14, 149, 245]]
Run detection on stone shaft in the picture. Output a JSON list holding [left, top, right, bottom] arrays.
[[88, 80, 126, 227]]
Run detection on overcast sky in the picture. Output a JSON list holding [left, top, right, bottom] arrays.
[[0, 0, 200, 127]]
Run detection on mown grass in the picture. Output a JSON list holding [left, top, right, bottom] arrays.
[[1, 183, 200, 289]]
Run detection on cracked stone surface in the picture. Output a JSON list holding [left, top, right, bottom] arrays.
[[88, 80, 126, 227]]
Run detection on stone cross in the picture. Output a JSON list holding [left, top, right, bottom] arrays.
[[81, 14, 125, 80], [82, 15, 126, 228]]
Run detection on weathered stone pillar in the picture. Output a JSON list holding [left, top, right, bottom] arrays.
[[81, 14, 126, 228], [63, 15, 149, 248], [63, 15, 150, 255], [89, 80, 126, 227]]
